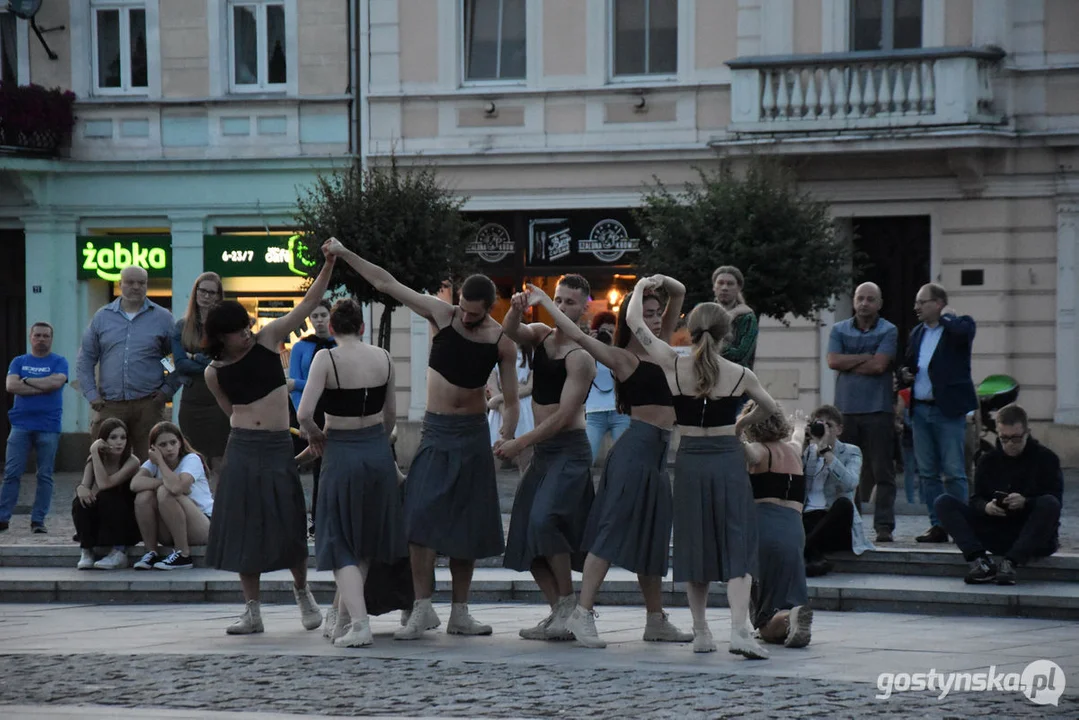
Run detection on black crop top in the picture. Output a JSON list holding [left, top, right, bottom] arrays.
[[215, 341, 286, 406], [751, 445, 807, 502], [531, 331, 585, 406], [672, 357, 746, 427], [320, 349, 390, 417], [618, 359, 674, 408], [428, 309, 502, 390]]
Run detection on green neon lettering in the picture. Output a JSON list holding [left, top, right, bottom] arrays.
[[130, 242, 149, 267], [148, 247, 166, 269], [287, 235, 316, 277], [82, 243, 98, 271]]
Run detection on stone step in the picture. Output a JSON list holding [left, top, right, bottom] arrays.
[[0, 566, 1075, 620]]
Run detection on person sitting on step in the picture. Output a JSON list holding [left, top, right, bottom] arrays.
[[936, 403, 1062, 586], [130, 422, 214, 571]]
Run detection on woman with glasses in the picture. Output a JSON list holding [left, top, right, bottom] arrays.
[[172, 273, 230, 486]]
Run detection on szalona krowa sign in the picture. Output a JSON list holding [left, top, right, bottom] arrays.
[[78, 236, 172, 282]]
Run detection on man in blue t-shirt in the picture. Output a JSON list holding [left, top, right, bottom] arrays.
[[1, 322, 69, 533]]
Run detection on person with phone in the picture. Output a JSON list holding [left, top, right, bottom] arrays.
[[934, 403, 1062, 585]]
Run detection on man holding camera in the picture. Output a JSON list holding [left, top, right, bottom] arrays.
[[935, 404, 1062, 585], [801, 405, 873, 576]]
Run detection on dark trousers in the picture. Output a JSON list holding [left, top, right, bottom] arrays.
[[935, 494, 1060, 564], [803, 496, 854, 560], [840, 412, 896, 531]]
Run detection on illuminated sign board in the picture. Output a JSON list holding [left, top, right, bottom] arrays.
[[77, 236, 172, 282], [203, 235, 318, 277]]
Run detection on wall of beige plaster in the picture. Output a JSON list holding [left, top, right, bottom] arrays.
[[1045, 0, 1079, 53], [793, 0, 823, 55], [543, 0, 587, 77], [695, 0, 739, 69], [160, 0, 209, 98], [28, 1, 71, 90], [297, 0, 349, 95], [398, 0, 439, 83], [944, 0, 973, 48]]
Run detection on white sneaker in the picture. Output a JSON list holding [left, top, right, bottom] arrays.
[[400, 607, 411, 626], [565, 605, 607, 649], [322, 607, 338, 640], [643, 611, 693, 642], [693, 626, 717, 653], [729, 625, 769, 660], [446, 603, 492, 636], [226, 600, 264, 635], [293, 585, 322, 631], [77, 549, 95, 570], [394, 599, 441, 640], [333, 619, 374, 648], [785, 605, 813, 649], [93, 549, 128, 570], [332, 606, 352, 641], [519, 595, 575, 641]]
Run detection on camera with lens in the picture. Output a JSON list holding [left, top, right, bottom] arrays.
[[809, 420, 827, 439]]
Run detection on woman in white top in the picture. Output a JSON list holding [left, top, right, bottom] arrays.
[[130, 422, 214, 571], [487, 347, 534, 470]]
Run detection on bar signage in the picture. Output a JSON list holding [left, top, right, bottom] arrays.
[[203, 235, 318, 277]]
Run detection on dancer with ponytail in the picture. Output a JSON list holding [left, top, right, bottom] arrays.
[[627, 277, 778, 659]]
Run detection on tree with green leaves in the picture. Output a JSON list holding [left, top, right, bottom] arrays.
[[633, 157, 853, 323], [294, 157, 478, 349]]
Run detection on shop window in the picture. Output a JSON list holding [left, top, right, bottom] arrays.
[[851, 0, 922, 52], [91, 1, 149, 94], [462, 0, 526, 82], [611, 0, 677, 78], [228, 0, 287, 92]]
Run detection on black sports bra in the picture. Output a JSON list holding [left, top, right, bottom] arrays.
[[215, 341, 286, 406], [751, 445, 806, 502], [617, 359, 674, 408], [321, 349, 390, 418], [428, 309, 502, 390], [531, 331, 585, 406], [672, 357, 745, 427]]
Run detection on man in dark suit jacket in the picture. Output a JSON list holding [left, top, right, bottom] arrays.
[[898, 283, 977, 543]]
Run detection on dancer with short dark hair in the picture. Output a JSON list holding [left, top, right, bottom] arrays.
[[323, 238, 519, 640], [202, 244, 337, 635]]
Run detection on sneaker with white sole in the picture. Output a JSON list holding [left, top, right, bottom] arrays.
[[400, 608, 411, 627], [133, 551, 160, 570], [520, 595, 575, 641], [566, 605, 607, 649], [77, 549, 96, 570], [784, 605, 813, 648], [293, 585, 323, 631], [729, 626, 770, 660], [153, 550, 193, 570], [333, 619, 374, 648], [643, 611, 693, 642], [226, 600, 264, 635], [332, 606, 352, 641], [322, 607, 338, 640], [394, 599, 441, 640], [93, 548, 128, 570], [446, 603, 492, 636], [693, 626, 717, 653]]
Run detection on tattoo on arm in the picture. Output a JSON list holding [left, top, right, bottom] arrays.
[[634, 327, 653, 346]]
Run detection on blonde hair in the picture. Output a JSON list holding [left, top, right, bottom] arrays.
[[739, 400, 793, 444], [181, 272, 224, 353], [686, 302, 731, 397]]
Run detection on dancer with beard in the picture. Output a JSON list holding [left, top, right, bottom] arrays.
[[324, 238, 519, 640], [497, 274, 597, 641], [529, 280, 693, 649]]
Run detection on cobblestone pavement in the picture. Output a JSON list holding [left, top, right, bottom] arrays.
[[1, 604, 1076, 719]]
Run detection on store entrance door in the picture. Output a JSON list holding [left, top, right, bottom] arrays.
[[1, 229, 26, 443]]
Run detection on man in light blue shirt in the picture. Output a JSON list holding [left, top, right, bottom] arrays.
[[826, 282, 898, 542]]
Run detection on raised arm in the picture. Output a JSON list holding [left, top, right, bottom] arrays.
[[627, 278, 678, 370], [527, 284, 637, 380], [652, 274, 686, 342], [502, 291, 543, 347], [733, 369, 779, 436], [260, 252, 336, 349], [325, 238, 454, 327], [382, 350, 397, 436], [497, 351, 595, 459], [939, 309, 976, 339]]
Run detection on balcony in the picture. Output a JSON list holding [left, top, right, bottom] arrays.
[[0, 84, 76, 157], [726, 47, 1007, 136]]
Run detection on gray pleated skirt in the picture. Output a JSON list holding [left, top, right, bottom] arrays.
[[582, 419, 673, 576], [673, 435, 759, 583], [315, 426, 408, 572], [752, 501, 809, 629], [206, 428, 308, 574], [504, 429, 595, 572], [403, 412, 505, 560]]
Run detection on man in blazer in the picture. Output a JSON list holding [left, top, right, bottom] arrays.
[[899, 283, 977, 543]]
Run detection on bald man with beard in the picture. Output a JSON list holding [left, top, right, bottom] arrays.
[[826, 282, 899, 543]]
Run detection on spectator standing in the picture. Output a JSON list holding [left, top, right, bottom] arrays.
[[898, 283, 977, 543], [583, 311, 630, 461], [826, 282, 899, 543], [895, 387, 920, 504], [1, 322, 68, 533], [712, 266, 758, 369], [77, 266, 179, 462]]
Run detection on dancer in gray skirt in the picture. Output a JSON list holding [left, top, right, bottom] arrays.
[[297, 298, 406, 648], [324, 239, 519, 640], [626, 280, 779, 659], [497, 275, 597, 641], [202, 244, 337, 636], [529, 280, 693, 650]]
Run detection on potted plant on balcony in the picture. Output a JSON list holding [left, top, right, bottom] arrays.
[[0, 83, 76, 154]]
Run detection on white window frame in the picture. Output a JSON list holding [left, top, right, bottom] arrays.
[[608, 0, 679, 83], [90, 0, 151, 96], [227, 0, 288, 93], [459, 0, 528, 87], [0, 10, 31, 85]]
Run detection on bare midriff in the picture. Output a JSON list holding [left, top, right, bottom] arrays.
[[229, 385, 291, 431]]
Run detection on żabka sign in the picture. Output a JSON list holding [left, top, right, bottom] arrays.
[[78, 236, 172, 282]]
